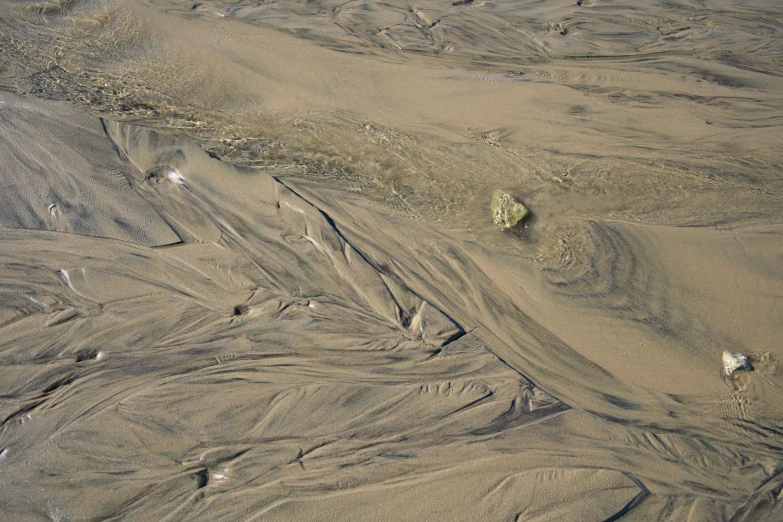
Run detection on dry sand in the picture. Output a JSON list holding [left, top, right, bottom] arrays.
[[0, 0, 782, 520]]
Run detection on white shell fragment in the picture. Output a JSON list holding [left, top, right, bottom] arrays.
[[722, 351, 751, 376]]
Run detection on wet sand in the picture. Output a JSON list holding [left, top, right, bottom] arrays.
[[0, 0, 782, 520]]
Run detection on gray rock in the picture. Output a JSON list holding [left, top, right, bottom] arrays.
[[722, 351, 751, 376]]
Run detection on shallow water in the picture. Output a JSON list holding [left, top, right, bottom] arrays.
[[0, 1, 782, 520]]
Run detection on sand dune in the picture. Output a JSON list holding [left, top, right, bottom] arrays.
[[1, 0, 782, 520]]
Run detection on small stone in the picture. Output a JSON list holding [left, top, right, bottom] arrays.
[[491, 190, 529, 230], [722, 351, 751, 376]]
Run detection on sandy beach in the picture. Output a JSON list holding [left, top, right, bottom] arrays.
[[1, 1, 782, 520]]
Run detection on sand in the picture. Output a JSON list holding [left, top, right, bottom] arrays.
[[0, 0, 782, 520]]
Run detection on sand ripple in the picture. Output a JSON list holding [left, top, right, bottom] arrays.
[[1, 0, 782, 519]]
